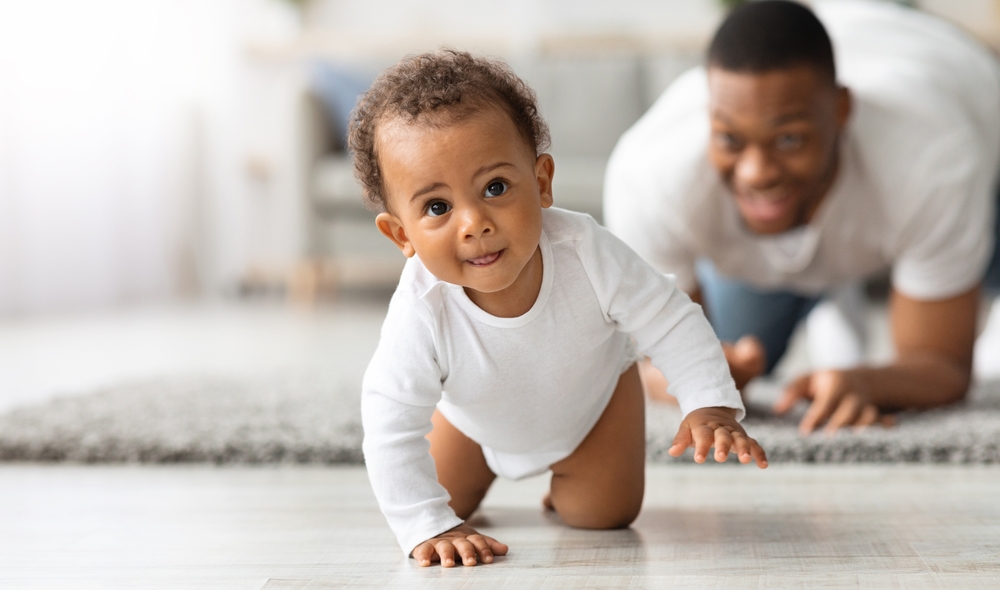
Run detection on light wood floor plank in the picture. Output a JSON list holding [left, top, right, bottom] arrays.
[[2, 465, 1000, 589]]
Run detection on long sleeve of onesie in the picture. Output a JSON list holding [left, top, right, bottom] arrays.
[[361, 289, 464, 556], [576, 217, 744, 420]]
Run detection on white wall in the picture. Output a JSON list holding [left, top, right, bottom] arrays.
[[302, 0, 725, 56], [0, 0, 302, 315], [1, 0, 994, 314]]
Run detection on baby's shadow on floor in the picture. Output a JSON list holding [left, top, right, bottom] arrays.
[[473, 506, 829, 546], [467, 506, 559, 529]]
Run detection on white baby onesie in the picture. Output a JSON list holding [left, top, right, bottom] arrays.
[[362, 207, 743, 554]]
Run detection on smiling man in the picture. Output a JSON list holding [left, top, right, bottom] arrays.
[[604, 0, 1000, 433]]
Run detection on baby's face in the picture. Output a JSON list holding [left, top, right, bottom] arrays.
[[374, 107, 554, 305]]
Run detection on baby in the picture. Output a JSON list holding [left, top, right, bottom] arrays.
[[351, 50, 767, 567]]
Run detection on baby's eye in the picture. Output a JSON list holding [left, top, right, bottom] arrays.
[[484, 181, 508, 198], [425, 200, 451, 217]]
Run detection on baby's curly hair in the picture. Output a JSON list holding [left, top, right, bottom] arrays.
[[347, 49, 551, 213]]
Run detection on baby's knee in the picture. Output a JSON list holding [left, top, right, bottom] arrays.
[[449, 486, 491, 521], [557, 496, 642, 530]]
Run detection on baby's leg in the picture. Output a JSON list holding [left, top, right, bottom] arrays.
[[548, 364, 645, 529], [427, 410, 497, 520]]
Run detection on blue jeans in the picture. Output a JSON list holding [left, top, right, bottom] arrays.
[[696, 260, 821, 374], [697, 188, 1000, 374], [986, 189, 1000, 296]]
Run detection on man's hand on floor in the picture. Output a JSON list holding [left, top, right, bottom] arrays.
[[774, 369, 896, 435]]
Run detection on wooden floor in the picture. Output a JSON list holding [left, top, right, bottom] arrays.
[[2, 465, 1000, 589]]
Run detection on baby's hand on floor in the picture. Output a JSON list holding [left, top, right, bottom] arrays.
[[411, 523, 508, 567], [668, 407, 768, 469]]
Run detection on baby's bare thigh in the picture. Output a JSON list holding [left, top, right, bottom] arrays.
[[427, 410, 496, 520], [549, 364, 646, 529]]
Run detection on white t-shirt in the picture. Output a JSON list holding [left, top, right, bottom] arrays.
[[604, 0, 1000, 300], [362, 207, 743, 554]]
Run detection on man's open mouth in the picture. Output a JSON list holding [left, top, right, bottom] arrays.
[[736, 190, 795, 223]]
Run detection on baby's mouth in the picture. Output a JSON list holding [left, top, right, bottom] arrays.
[[466, 250, 504, 266]]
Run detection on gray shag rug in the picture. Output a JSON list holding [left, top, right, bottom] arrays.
[[2, 373, 999, 464]]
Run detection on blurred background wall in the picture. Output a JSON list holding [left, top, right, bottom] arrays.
[[0, 0, 997, 314]]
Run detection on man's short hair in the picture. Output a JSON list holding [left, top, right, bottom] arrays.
[[707, 0, 836, 83], [347, 49, 551, 213]]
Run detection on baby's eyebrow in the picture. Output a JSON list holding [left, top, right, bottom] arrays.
[[410, 182, 447, 202], [473, 161, 516, 178]]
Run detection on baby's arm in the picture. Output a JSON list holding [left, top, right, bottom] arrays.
[[362, 293, 468, 557], [578, 219, 766, 465]]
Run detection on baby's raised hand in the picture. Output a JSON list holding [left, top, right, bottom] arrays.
[[411, 523, 508, 567], [668, 407, 768, 469]]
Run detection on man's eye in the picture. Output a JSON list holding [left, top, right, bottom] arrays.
[[484, 181, 508, 197], [426, 201, 451, 217], [717, 133, 742, 151], [776, 134, 804, 150]]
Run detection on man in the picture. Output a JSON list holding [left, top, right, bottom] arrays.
[[604, 0, 1000, 434]]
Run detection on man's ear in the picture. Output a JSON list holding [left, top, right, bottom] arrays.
[[836, 85, 852, 131], [375, 212, 416, 258], [535, 153, 555, 209]]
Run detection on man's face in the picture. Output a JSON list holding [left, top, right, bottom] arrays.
[[707, 65, 850, 235]]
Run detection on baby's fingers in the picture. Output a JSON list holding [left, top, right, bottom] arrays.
[[749, 437, 768, 469], [731, 431, 754, 464], [434, 540, 457, 568], [669, 424, 693, 457], [713, 427, 734, 462], [486, 535, 509, 556], [412, 541, 438, 567], [452, 537, 479, 566], [692, 425, 715, 463], [467, 534, 506, 565]]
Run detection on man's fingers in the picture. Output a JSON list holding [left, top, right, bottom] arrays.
[[880, 413, 897, 428], [774, 375, 811, 415], [669, 424, 693, 457], [824, 395, 863, 434], [853, 403, 880, 429], [713, 427, 734, 462], [798, 387, 841, 435], [412, 542, 437, 567], [434, 540, 457, 568]]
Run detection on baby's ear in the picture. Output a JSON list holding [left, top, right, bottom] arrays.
[[535, 153, 555, 208], [375, 212, 416, 258]]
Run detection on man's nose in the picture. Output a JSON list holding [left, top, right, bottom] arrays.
[[458, 201, 494, 239], [734, 145, 781, 189]]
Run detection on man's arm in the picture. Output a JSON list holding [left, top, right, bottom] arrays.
[[860, 286, 977, 408], [774, 285, 979, 433]]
